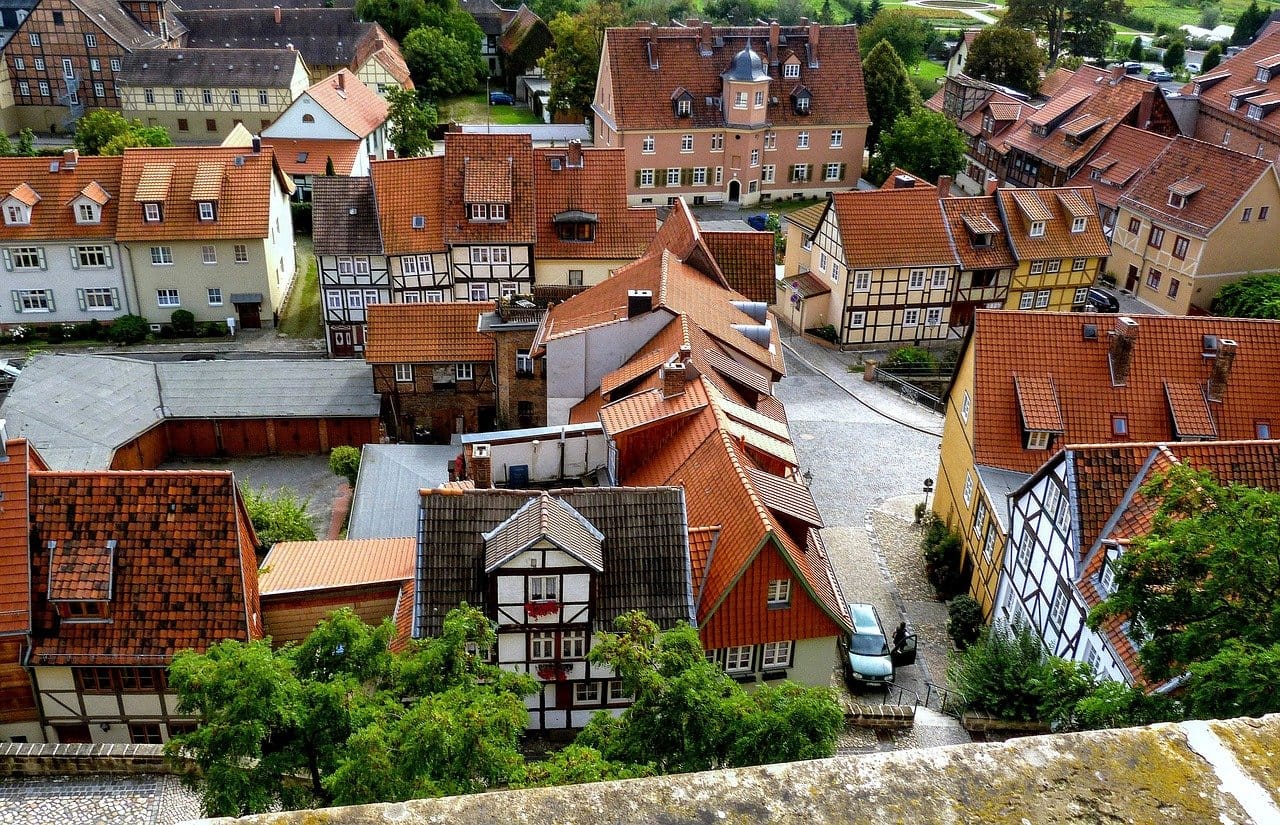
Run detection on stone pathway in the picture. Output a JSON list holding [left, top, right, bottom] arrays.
[[0, 775, 199, 825]]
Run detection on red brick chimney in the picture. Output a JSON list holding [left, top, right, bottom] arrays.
[[809, 21, 820, 51], [700, 21, 713, 55], [985, 177, 999, 195], [336, 71, 345, 92], [936, 174, 952, 194], [662, 361, 687, 398], [273, 4, 281, 24], [769, 20, 779, 62], [1108, 317, 1139, 386], [1110, 64, 1125, 82], [567, 139, 582, 167], [469, 444, 492, 489], [1207, 338, 1238, 401]]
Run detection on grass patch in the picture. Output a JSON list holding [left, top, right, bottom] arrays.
[[1122, 0, 1261, 31], [912, 59, 947, 82], [279, 235, 322, 339], [768, 197, 827, 215], [440, 93, 542, 125]]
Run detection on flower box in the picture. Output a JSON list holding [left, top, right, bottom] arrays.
[[525, 599, 559, 619]]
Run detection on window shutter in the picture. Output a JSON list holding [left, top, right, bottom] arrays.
[[2, 249, 11, 271], [46, 290, 54, 312], [10, 291, 19, 313], [681, 168, 692, 186], [104, 247, 113, 268], [110, 287, 119, 309], [69, 247, 79, 269], [838, 162, 847, 181], [38, 248, 46, 270], [634, 169, 642, 186], [788, 164, 796, 182], [77, 288, 87, 311]]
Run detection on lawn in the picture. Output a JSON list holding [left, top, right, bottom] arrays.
[[1120, 0, 1259, 32], [440, 93, 542, 126], [279, 235, 322, 339]]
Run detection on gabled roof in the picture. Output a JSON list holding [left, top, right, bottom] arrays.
[[302, 70, 389, 138], [259, 538, 415, 595], [1116, 135, 1276, 236], [995, 186, 1110, 260], [364, 302, 496, 364], [414, 487, 694, 637], [939, 195, 1017, 270], [65, 0, 167, 51], [1063, 125, 1174, 211], [313, 175, 383, 255], [28, 471, 261, 666], [825, 181, 956, 269], [0, 156, 121, 241], [442, 133, 536, 245], [968, 312, 1280, 474], [701, 229, 777, 304], [179, 8, 379, 70], [347, 444, 458, 540], [1184, 23, 1280, 135], [498, 4, 547, 54], [370, 156, 445, 254], [352, 26, 414, 89], [598, 23, 868, 130], [532, 146, 656, 260], [115, 146, 291, 241], [270, 138, 363, 178], [118, 48, 303, 88], [482, 492, 605, 572]]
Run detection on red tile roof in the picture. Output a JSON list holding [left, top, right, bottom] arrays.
[[371, 156, 445, 254], [306, 69, 389, 138], [364, 302, 496, 363], [828, 182, 955, 268], [28, 471, 261, 666], [354, 26, 414, 89], [1014, 374, 1064, 432], [995, 186, 1110, 260], [268, 138, 363, 177], [441, 133, 536, 246], [702, 229, 777, 304], [1184, 24, 1280, 138], [0, 441, 35, 637], [0, 156, 122, 241], [532, 147, 656, 260], [1063, 125, 1173, 212], [600, 24, 868, 131], [938, 195, 1017, 270], [1116, 136, 1277, 237], [259, 538, 415, 595], [969, 311, 1280, 474]]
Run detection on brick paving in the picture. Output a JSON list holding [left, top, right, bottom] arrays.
[[0, 775, 200, 825]]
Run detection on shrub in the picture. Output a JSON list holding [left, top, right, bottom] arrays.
[[107, 314, 148, 345], [73, 319, 105, 341], [1074, 680, 1182, 730], [171, 309, 196, 336], [884, 345, 938, 372], [200, 321, 228, 337], [948, 619, 1049, 722], [157, 324, 176, 339], [946, 595, 984, 650], [329, 445, 361, 487], [920, 515, 967, 600], [1212, 274, 1280, 319], [46, 324, 64, 344], [813, 324, 839, 343], [291, 201, 313, 235], [240, 485, 316, 551]]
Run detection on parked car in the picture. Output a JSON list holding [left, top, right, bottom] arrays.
[[1084, 287, 1121, 313], [488, 91, 515, 105], [1123, 61, 1143, 74], [1186, 62, 1202, 74], [839, 603, 914, 690], [1148, 70, 1174, 82]]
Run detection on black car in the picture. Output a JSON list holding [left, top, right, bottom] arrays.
[[1084, 287, 1120, 313]]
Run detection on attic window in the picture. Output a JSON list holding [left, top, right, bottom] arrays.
[[1071, 217, 1086, 233], [1257, 67, 1272, 83], [143, 202, 162, 222], [1082, 323, 1098, 341], [973, 232, 992, 248], [982, 112, 994, 133], [296, 151, 309, 164], [76, 203, 99, 223], [412, 215, 425, 229], [548, 156, 563, 171], [469, 203, 507, 222], [1257, 421, 1272, 438], [784, 60, 800, 79], [197, 201, 216, 221], [554, 209, 597, 241], [792, 88, 811, 115], [1026, 430, 1052, 450], [676, 97, 691, 117], [1203, 334, 1219, 354], [1111, 414, 1128, 436], [302, 113, 315, 123], [62, 601, 107, 620], [4, 204, 31, 226], [1168, 192, 1186, 209], [1029, 221, 1045, 237]]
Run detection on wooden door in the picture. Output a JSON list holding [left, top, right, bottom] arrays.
[[237, 301, 262, 329]]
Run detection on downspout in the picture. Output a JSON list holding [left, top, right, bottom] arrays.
[[120, 243, 139, 316]]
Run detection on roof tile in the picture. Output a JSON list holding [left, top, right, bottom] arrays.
[[364, 302, 495, 363]]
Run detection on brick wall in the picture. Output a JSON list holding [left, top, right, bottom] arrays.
[[0, 742, 192, 777]]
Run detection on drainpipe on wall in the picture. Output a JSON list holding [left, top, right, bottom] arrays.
[[121, 243, 140, 317]]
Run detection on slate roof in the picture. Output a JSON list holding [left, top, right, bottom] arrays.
[[347, 444, 457, 539], [370, 156, 445, 254], [968, 311, 1280, 474], [482, 492, 605, 572], [0, 441, 36, 637], [2, 355, 379, 470], [313, 176, 383, 255], [532, 146, 656, 260], [259, 537, 415, 595], [442, 133, 536, 246], [68, 0, 168, 50], [1063, 125, 1174, 212], [599, 24, 868, 130], [414, 487, 694, 637], [304, 69, 389, 138], [1184, 24, 1280, 138], [0, 156, 121, 241], [28, 471, 260, 666], [459, 0, 515, 36], [115, 146, 291, 242], [118, 48, 302, 88], [179, 8, 378, 70], [1116, 136, 1277, 237], [364, 302, 496, 364]]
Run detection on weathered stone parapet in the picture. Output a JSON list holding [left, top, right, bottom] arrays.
[[0, 742, 192, 777], [846, 702, 916, 729], [193, 715, 1280, 825], [959, 711, 1051, 736]]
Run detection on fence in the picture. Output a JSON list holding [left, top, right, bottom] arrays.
[[873, 368, 947, 413]]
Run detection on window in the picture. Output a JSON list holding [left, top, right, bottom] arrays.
[[761, 164, 775, 184], [143, 202, 161, 222], [1049, 586, 1069, 627], [754, 90, 764, 106], [206, 118, 217, 132], [830, 129, 842, 148], [75, 246, 108, 267], [530, 632, 555, 660], [394, 364, 413, 382], [1148, 226, 1164, 248], [767, 579, 791, 607], [761, 641, 792, 669], [903, 308, 919, 327], [198, 201, 215, 221], [1256, 421, 1271, 438], [931, 268, 948, 289], [1260, 206, 1270, 221], [74, 667, 114, 693], [93, 81, 104, 98], [1071, 216, 1086, 233], [963, 472, 974, 506], [608, 681, 630, 702], [1070, 258, 1087, 273], [15, 290, 51, 312], [1168, 192, 1186, 209], [207, 288, 222, 306], [851, 270, 872, 292], [469, 283, 489, 301], [82, 288, 116, 310], [711, 133, 724, 151], [325, 291, 343, 310], [909, 270, 926, 289], [156, 289, 179, 306], [983, 524, 996, 560], [784, 62, 800, 78], [230, 89, 241, 105], [574, 682, 601, 704], [346, 291, 365, 309], [680, 134, 693, 152], [455, 362, 474, 381], [150, 246, 173, 266], [724, 645, 753, 673], [797, 131, 809, 149], [1016, 525, 1034, 569], [516, 349, 534, 376], [173, 88, 184, 104], [1046, 260, 1061, 274], [144, 87, 155, 104], [677, 98, 691, 116], [764, 132, 776, 150], [528, 575, 557, 601], [234, 244, 249, 263], [129, 723, 163, 745], [1035, 290, 1050, 308], [794, 94, 810, 114], [639, 168, 654, 187], [666, 168, 681, 186], [28, 32, 39, 47], [926, 307, 943, 326], [734, 91, 747, 109], [561, 631, 586, 659], [692, 167, 707, 185], [1084, 641, 1102, 674], [960, 391, 971, 423], [1019, 292, 1035, 310], [16, 81, 28, 96], [567, 268, 584, 286], [849, 311, 865, 328], [1168, 278, 1180, 299], [1146, 268, 1162, 289], [715, 167, 723, 184], [972, 499, 988, 540], [1127, 216, 1141, 234], [1030, 221, 1045, 237], [195, 245, 216, 265], [750, 149, 759, 167], [1026, 429, 1051, 450], [110, 58, 121, 72], [1112, 414, 1128, 436], [13, 58, 22, 71], [1074, 287, 1089, 304], [641, 135, 654, 155], [257, 89, 269, 105], [824, 162, 841, 181]]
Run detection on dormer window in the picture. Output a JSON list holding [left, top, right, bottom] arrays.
[[973, 232, 992, 248], [1168, 192, 1186, 209], [677, 98, 691, 116], [1247, 104, 1264, 120], [1026, 430, 1052, 450], [3, 184, 40, 225], [553, 209, 597, 241], [982, 112, 994, 133], [469, 203, 507, 222], [197, 201, 216, 221], [143, 202, 162, 222], [1030, 221, 1045, 237], [792, 87, 811, 115], [77, 203, 98, 223], [4, 204, 30, 225], [1257, 67, 1272, 83], [1071, 216, 1086, 233], [783, 60, 800, 79]]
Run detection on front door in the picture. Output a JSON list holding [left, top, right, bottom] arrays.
[[236, 301, 262, 329], [330, 326, 355, 358], [728, 179, 741, 203], [1125, 265, 1139, 293]]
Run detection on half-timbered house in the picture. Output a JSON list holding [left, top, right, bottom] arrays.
[[368, 156, 450, 303], [313, 176, 389, 357], [996, 186, 1110, 314]]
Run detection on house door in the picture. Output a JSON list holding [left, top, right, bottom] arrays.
[[233, 295, 263, 329], [1125, 265, 1139, 293], [728, 179, 741, 203], [330, 326, 355, 358]]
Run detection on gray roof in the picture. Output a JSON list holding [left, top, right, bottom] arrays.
[[118, 48, 302, 89], [414, 487, 693, 637], [722, 42, 769, 82], [482, 493, 605, 572], [347, 444, 457, 539], [313, 176, 383, 255], [179, 8, 375, 69], [179, 0, 352, 8], [1, 354, 379, 470], [457, 124, 592, 143], [68, 0, 173, 51], [975, 464, 1032, 532]]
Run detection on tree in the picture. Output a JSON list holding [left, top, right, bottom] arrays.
[[1231, 0, 1268, 46], [868, 107, 966, 187], [868, 0, 883, 18], [1127, 35, 1143, 61], [401, 26, 483, 98], [75, 110, 171, 155], [964, 26, 1046, 94], [107, 314, 149, 345], [324, 156, 336, 176], [1090, 466, 1280, 714], [240, 486, 317, 551], [819, 0, 836, 25], [1213, 273, 1280, 318], [356, 0, 432, 41], [15, 129, 35, 157], [1162, 39, 1185, 71], [850, 0, 867, 25], [859, 9, 935, 68], [703, 0, 767, 25], [576, 612, 843, 773], [329, 446, 362, 488], [512, 744, 652, 788], [862, 40, 921, 150], [386, 87, 437, 157], [530, 0, 583, 19], [0, 132, 13, 157], [540, 2, 622, 117], [1203, 43, 1223, 72], [1003, 0, 1127, 64]]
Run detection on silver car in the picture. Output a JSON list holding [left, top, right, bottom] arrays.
[[840, 603, 895, 688]]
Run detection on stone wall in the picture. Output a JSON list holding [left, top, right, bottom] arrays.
[[195, 715, 1280, 825], [0, 742, 189, 778]]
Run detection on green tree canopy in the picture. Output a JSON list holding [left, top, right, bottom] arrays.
[[1231, 0, 1269, 46], [75, 110, 172, 156], [1090, 466, 1280, 716], [868, 107, 965, 186], [386, 87, 437, 157], [240, 486, 317, 551], [703, 0, 768, 25], [1202, 43, 1223, 72], [1213, 274, 1280, 318], [859, 8, 936, 68], [540, 2, 622, 116], [402, 26, 484, 99], [1002, 0, 1126, 63], [862, 40, 921, 149], [1162, 39, 1186, 71], [1127, 35, 1143, 61], [965, 26, 1047, 94]]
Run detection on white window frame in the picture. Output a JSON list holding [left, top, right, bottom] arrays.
[[1074, 287, 1089, 304], [455, 362, 474, 381], [903, 308, 919, 327], [797, 131, 809, 149], [931, 268, 948, 289], [724, 645, 753, 673], [1071, 216, 1086, 233], [767, 578, 791, 606], [1019, 292, 1035, 310], [784, 62, 800, 79], [666, 168, 681, 186], [573, 682, 601, 705], [754, 90, 764, 107], [75, 245, 108, 268], [1030, 221, 1045, 237], [16, 290, 51, 312], [1029, 261, 1044, 275], [642, 135, 654, 153], [925, 307, 943, 326], [156, 288, 180, 307], [761, 641, 793, 669], [257, 89, 269, 105], [207, 288, 223, 306], [734, 91, 748, 109], [469, 283, 489, 301], [830, 129, 843, 148], [693, 167, 707, 185], [1049, 585, 1069, 627], [853, 270, 871, 292], [143, 203, 161, 222], [680, 134, 693, 152], [150, 246, 173, 265], [197, 201, 215, 221], [234, 244, 249, 264], [201, 245, 216, 264], [751, 148, 760, 167], [824, 162, 841, 181], [1046, 259, 1061, 274], [1027, 430, 1051, 450], [530, 631, 555, 660], [639, 168, 655, 187], [529, 575, 557, 601], [83, 288, 116, 310], [394, 363, 413, 382], [963, 471, 974, 506], [908, 270, 926, 290], [561, 630, 586, 659], [325, 290, 343, 310], [1035, 289, 1051, 308], [961, 391, 971, 423]]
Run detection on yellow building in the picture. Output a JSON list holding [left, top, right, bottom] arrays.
[[1107, 137, 1280, 314], [995, 187, 1111, 313]]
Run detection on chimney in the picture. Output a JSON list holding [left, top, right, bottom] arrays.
[[627, 289, 653, 318], [769, 20, 780, 63], [567, 139, 582, 168], [251, 134, 262, 154], [62, 148, 78, 170], [1207, 338, 1238, 402], [336, 71, 345, 92], [800, 16, 809, 25], [984, 176, 999, 195], [273, 4, 281, 24], [936, 174, 952, 194], [469, 444, 492, 489], [809, 21, 820, 51], [1108, 316, 1139, 386], [700, 21, 713, 55], [661, 361, 687, 398], [893, 174, 915, 189], [1110, 64, 1125, 82], [679, 342, 692, 363]]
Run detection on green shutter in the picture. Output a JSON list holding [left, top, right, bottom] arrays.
[[634, 169, 642, 186], [77, 288, 87, 311], [1, 250, 9, 271], [681, 168, 692, 186], [69, 247, 79, 269], [838, 162, 847, 181], [10, 291, 19, 313], [788, 164, 796, 183], [110, 287, 119, 309], [656, 169, 666, 187], [45, 290, 54, 312]]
